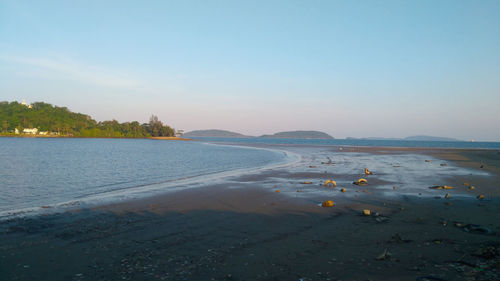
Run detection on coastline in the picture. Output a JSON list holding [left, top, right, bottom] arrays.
[[149, 136, 192, 141], [1, 144, 499, 280], [0, 141, 299, 220], [0, 134, 192, 141]]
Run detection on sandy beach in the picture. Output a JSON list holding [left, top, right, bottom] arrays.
[[1, 144, 499, 281]]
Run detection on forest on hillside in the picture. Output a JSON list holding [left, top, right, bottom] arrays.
[[0, 101, 175, 138]]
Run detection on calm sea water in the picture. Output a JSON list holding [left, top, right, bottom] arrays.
[[0, 138, 287, 214], [2, 137, 498, 216], [192, 137, 500, 149]]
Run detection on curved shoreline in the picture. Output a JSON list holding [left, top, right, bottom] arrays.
[[0, 142, 301, 221]]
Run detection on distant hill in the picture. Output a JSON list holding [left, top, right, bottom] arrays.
[[347, 137, 401, 140], [182, 129, 252, 138], [260, 130, 333, 139], [403, 135, 461, 142]]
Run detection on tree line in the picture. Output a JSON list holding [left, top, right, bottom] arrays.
[[0, 101, 175, 138]]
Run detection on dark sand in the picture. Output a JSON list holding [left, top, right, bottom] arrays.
[[1, 146, 499, 281]]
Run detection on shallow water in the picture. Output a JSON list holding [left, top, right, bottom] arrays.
[[0, 138, 287, 214], [192, 137, 500, 149], [245, 146, 489, 199]]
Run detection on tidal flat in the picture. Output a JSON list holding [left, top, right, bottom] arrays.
[[1, 144, 499, 281]]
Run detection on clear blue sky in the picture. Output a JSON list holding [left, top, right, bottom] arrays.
[[1, 0, 499, 141]]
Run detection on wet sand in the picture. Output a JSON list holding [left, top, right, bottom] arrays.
[[1, 145, 499, 281]]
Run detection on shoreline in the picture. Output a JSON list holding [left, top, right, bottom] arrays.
[[1, 144, 499, 280], [0, 142, 300, 221], [0, 134, 193, 140]]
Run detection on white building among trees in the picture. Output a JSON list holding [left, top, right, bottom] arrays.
[[22, 128, 38, 134]]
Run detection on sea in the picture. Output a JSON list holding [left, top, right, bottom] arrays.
[[0, 137, 288, 216], [189, 137, 500, 149], [1, 136, 499, 217]]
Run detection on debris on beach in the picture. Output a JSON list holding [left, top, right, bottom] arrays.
[[375, 249, 391, 260], [445, 193, 451, 199], [300, 181, 312, 184], [375, 216, 389, 223], [440, 163, 448, 166], [428, 185, 453, 190], [275, 190, 280, 193], [353, 178, 368, 185], [297, 190, 302, 192], [323, 180, 337, 187], [425, 160, 432, 162], [364, 168, 373, 175], [309, 165, 316, 168], [389, 233, 412, 243], [472, 245, 498, 258], [464, 182, 470, 186], [321, 200, 334, 207], [340, 188, 346, 193], [362, 209, 371, 216], [477, 194, 485, 200], [469, 185, 475, 190], [463, 224, 492, 235], [393, 186, 397, 190]]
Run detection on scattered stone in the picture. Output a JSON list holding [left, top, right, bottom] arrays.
[[324, 180, 337, 187], [440, 163, 448, 166], [445, 193, 451, 199], [362, 209, 371, 216], [429, 185, 453, 190], [309, 165, 316, 168], [477, 194, 485, 200], [425, 160, 432, 162], [301, 181, 312, 184], [322, 200, 334, 207], [340, 188, 346, 193], [353, 178, 368, 185], [393, 186, 397, 190]]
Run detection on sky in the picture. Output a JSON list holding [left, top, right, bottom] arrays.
[[1, 0, 499, 141]]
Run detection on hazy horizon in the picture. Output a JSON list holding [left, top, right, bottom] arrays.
[[1, 0, 499, 141]]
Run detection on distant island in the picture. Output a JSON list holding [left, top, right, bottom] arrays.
[[260, 130, 334, 139], [0, 101, 176, 138], [347, 135, 461, 142], [182, 129, 251, 138], [183, 130, 335, 139]]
